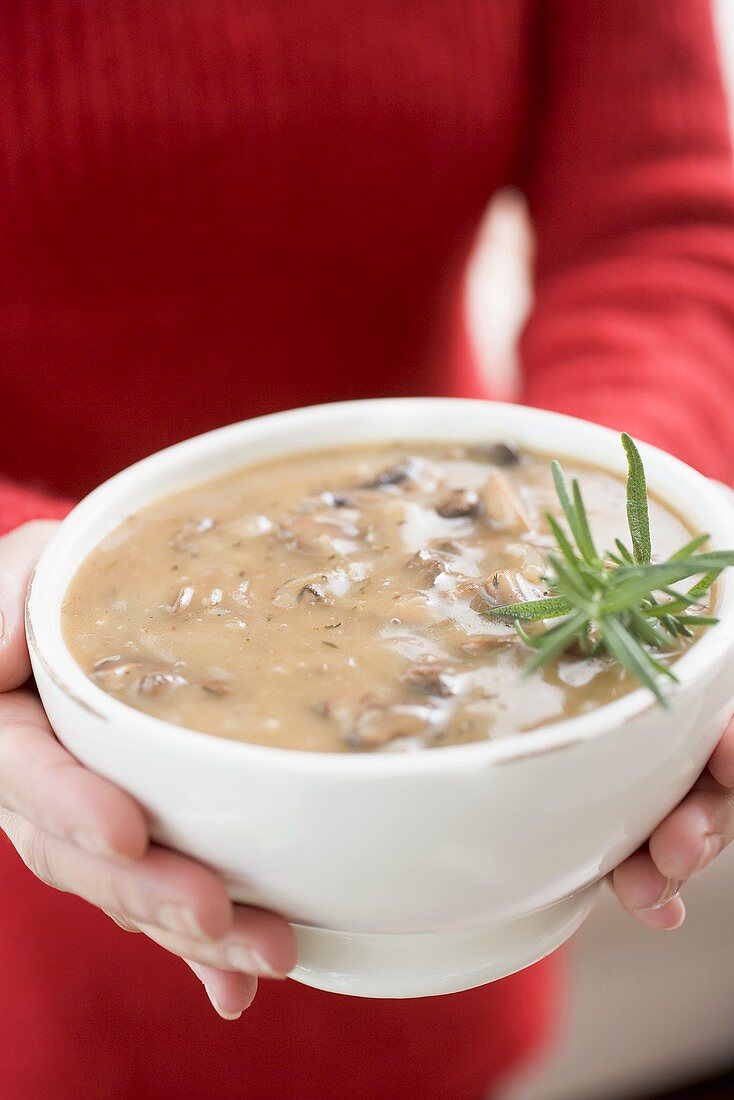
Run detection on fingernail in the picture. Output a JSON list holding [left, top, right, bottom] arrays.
[[696, 833, 724, 873], [225, 944, 285, 978], [663, 897, 687, 930], [71, 830, 121, 860], [207, 990, 242, 1022], [637, 877, 683, 912], [155, 903, 207, 939]]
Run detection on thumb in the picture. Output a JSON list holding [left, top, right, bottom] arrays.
[[0, 520, 60, 692]]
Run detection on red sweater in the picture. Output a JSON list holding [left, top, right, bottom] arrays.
[[1, 3, 733, 1098]]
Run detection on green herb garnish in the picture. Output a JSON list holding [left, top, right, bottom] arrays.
[[484, 433, 734, 705]]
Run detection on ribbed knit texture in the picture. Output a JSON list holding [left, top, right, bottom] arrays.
[[0, 3, 731, 1098]]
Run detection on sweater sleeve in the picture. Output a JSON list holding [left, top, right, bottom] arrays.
[[518, 0, 734, 482], [0, 479, 72, 538]]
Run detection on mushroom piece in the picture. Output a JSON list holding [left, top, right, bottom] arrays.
[[91, 656, 187, 697], [318, 490, 353, 508], [435, 487, 480, 519], [468, 442, 522, 467], [504, 542, 548, 583], [299, 490, 357, 511], [407, 548, 443, 579], [169, 517, 215, 551], [406, 547, 454, 583], [315, 692, 440, 749], [277, 508, 364, 555], [201, 679, 233, 697], [357, 462, 413, 490], [401, 662, 458, 698], [480, 471, 532, 533], [344, 697, 439, 749], [138, 670, 189, 696], [458, 631, 519, 655], [476, 568, 528, 608], [449, 578, 481, 601], [357, 456, 441, 494], [169, 585, 195, 614], [273, 574, 333, 609]]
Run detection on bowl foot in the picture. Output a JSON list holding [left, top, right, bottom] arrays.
[[288, 884, 599, 999]]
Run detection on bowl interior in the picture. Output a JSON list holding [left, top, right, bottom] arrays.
[[26, 398, 734, 771]]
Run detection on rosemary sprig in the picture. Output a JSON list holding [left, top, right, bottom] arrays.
[[484, 433, 734, 706]]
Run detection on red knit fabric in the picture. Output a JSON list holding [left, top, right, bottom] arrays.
[[0, 3, 732, 1098]]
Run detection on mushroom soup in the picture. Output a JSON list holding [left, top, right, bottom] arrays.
[[62, 442, 695, 752]]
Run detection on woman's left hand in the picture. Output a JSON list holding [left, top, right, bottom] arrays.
[[613, 714, 734, 928]]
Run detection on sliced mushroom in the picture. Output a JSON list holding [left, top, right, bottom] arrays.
[[277, 508, 364, 555], [169, 517, 215, 551], [232, 579, 251, 606], [402, 662, 458, 698], [299, 490, 357, 512], [504, 542, 548, 583], [357, 456, 441, 494], [201, 679, 233, 697], [316, 490, 354, 508], [92, 655, 123, 671], [314, 691, 440, 749], [435, 487, 480, 519], [138, 669, 188, 696], [476, 568, 528, 608], [458, 631, 518, 655], [357, 462, 412, 490], [344, 697, 438, 749], [169, 585, 195, 614], [91, 657, 187, 697], [450, 578, 481, 601], [273, 574, 333, 609], [481, 471, 532, 533], [406, 548, 452, 582], [468, 442, 522, 467]]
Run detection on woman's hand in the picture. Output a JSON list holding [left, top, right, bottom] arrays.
[[614, 479, 734, 929], [0, 521, 297, 1019], [613, 718, 734, 929]]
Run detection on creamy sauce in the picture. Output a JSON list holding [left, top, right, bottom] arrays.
[[62, 443, 695, 752]]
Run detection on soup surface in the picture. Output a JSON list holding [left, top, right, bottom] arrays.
[[63, 442, 694, 752]]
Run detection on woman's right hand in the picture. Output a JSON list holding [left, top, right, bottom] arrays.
[[0, 521, 297, 1019]]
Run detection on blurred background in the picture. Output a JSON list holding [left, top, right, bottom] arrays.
[[471, 5, 734, 1099]]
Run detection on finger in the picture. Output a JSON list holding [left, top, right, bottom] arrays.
[[2, 812, 237, 941], [613, 848, 687, 930], [707, 715, 734, 790], [185, 960, 258, 1020], [0, 520, 59, 691], [0, 691, 148, 861], [103, 909, 141, 933], [135, 903, 296, 976], [648, 776, 734, 881]]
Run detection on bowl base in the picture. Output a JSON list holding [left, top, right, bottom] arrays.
[[287, 884, 599, 998]]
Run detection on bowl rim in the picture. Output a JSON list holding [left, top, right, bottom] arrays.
[[27, 397, 734, 775]]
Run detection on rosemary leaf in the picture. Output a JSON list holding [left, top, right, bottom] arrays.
[[599, 617, 669, 706], [669, 533, 710, 560], [550, 461, 590, 563], [484, 595, 574, 622], [614, 538, 634, 564], [546, 513, 581, 570], [522, 610, 589, 677], [572, 478, 599, 565], [622, 433, 652, 565]]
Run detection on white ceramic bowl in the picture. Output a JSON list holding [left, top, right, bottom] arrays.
[[26, 399, 734, 998]]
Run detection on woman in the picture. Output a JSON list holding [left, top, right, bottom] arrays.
[[1, 2, 734, 1097]]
